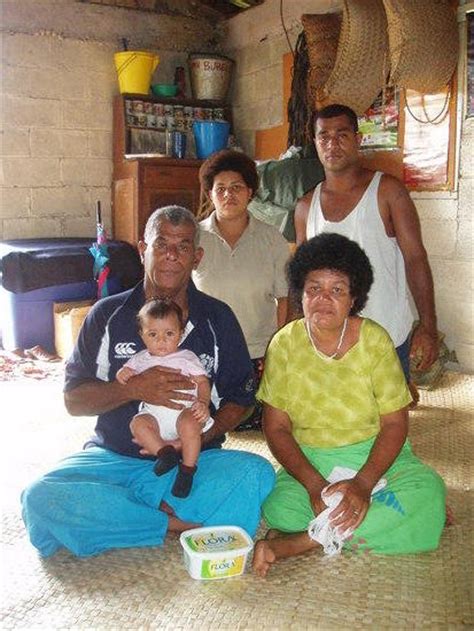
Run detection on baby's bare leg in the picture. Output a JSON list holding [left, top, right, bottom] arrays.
[[130, 413, 166, 455], [176, 409, 202, 467]]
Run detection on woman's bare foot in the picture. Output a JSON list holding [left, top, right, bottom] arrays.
[[253, 540, 276, 578], [253, 530, 320, 577]]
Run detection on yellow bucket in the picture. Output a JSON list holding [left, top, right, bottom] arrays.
[[114, 51, 159, 95]]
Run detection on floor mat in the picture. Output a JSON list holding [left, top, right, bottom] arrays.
[[0, 350, 65, 382], [1, 372, 473, 629]]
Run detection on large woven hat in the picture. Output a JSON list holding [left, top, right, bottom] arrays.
[[383, 0, 459, 93], [317, 0, 388, 115], [301, 13, 342, 108]]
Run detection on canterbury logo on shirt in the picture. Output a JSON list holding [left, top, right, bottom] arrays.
[[114, 342, 136, 358]]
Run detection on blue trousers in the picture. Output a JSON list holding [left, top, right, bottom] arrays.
[[21, 447, 275, 558], [396, 336, 410, 381]]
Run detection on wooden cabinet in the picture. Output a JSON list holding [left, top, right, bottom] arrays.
[[113, 160, 202, 245], [112, 94, 230, 245]]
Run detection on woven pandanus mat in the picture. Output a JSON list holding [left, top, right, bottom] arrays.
[[383, 0, 459, 93], [301, 13, 342, 110], [317, 0, 388, 115], [1, 373, 473, 629]]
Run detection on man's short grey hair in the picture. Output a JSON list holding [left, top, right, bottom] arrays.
[[143, 206, 200, 246]]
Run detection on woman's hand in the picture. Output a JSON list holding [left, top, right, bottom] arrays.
[[325, 478, 371, 533], [308, 486, 328, 517]]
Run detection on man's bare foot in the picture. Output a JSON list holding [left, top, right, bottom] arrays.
[[253, 540, 276, 578], [167, 516, 201, 533], [445, 504, 455, 527], [159, 500, 175, 516]]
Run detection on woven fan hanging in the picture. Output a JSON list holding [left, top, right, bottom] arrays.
[[301, 13, 342, 109], [383, 0, 459, 94], [316, 0, 388, 115]]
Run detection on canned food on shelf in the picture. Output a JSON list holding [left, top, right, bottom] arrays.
[[174, 105, 184, 120], [146, 114, 156, 128], [153, 103, 165, 116]]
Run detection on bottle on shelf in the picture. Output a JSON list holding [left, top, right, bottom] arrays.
[[174, 66, 186, 99]]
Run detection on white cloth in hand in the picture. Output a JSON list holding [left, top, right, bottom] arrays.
[[307, 467, 387, 557]]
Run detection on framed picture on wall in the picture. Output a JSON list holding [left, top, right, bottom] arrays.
[[358, 88, 400, 151]]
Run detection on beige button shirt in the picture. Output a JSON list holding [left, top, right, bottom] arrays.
[[193, 212, 289, 359]]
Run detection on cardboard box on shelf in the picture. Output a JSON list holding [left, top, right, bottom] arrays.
[[54, 300, 94, 359]]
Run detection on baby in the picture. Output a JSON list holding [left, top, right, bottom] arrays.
[[116, 299, 213, 498]]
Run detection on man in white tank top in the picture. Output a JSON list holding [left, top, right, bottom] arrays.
[[294, 104, 438, 378]]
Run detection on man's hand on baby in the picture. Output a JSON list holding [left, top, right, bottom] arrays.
[[128, 366, 195, 409], [191, 400, 209, 423]]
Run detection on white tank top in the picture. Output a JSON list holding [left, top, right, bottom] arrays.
[[306, 171, 413, 347]]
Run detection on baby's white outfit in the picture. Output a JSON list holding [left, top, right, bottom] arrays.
[[307, 466, 387, 557], [123, 349, 214, 440]]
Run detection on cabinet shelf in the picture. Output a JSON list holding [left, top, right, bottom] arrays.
[[120, 92, 230, 108], [112, 95, 208, 245]]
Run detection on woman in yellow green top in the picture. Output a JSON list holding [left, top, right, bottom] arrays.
[[253, 233, 446, 577]]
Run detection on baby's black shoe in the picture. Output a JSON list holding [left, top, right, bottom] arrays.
[[171, 464, 197, 498], [154, 445, 179, 476]]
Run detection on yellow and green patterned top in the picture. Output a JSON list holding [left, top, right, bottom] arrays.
[[257, 318, 412, 448]]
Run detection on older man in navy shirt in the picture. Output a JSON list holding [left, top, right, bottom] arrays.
[[22, 206, 275, 558]]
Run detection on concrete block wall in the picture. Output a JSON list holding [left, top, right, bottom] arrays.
[[0, 0, 472, 371], [1, 32, 113, 239], [223, 0, 473, 372], [0, 0, 217, 240]]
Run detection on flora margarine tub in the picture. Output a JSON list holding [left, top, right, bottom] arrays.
[[180, 525, 253, 580]]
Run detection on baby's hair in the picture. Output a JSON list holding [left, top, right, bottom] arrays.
[[137, 299, 184, 332]]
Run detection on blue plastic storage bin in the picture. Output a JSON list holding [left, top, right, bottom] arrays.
[[0, 281, 97, 354], [0, 238, 143, 354]]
